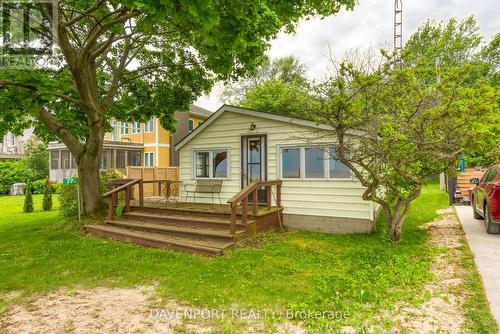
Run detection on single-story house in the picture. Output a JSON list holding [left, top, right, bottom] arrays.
[[175, 105, 379, 234]]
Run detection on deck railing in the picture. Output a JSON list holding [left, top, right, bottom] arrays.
[[102, 179, 143, 220], [227, 180, 282, 235], [103, 179, 175, 220]]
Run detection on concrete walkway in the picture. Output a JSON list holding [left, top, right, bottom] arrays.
[[456, 206, 500, 327]]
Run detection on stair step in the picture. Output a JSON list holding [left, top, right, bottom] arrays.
[[123, 211, 249, 230], [86, 225, 234, 255], [106, 220, 246, 241]]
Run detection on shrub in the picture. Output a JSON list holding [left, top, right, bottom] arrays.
[[52, 182, 64, 194], [58, 184, 78, 217], [0, 160, 30, 195], [42, 182, 53, 211], [23, 182, 34, 213], [32, 179, 47, 194]]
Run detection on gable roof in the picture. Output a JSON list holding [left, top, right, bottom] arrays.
[[188, 104, 213, 119], [175, 104, 340, 151]]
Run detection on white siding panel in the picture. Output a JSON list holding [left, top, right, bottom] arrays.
[[179, 111, 372, 219]]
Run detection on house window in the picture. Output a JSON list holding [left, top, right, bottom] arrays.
[[120, 122, 129, 135], [281, 148, 300, 178], [132, 122, 141, 134], [100, 151, 108, 170], [328, 147, 350, 179], [144, 152, 154, 167], [280, 146, 351, 180], [189, 119, 195, 132], [305, 147, 325, 178], [194, 149, 229, 179], [144, 118, 154, 133], [50, 150, 59, 170]]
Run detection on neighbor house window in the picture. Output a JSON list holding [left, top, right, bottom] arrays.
[[189, 119, 195, 132], [144, 118, 154, 133], [50, 150, 59, 170], [61, 150, 70, 170], [280, 146, 351, 180], [120, 122, 129, 135], [128, 151, 141, 166], [194, 149, 229, 179], [111, 121, 119, 141], [144, 152, 154, 167], [132, 122, 141, 134]]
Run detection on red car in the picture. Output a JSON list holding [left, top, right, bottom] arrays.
[[470, 164, 500, 234]]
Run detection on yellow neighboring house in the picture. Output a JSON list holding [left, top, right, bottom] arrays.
[[48, 105, 211, 182]]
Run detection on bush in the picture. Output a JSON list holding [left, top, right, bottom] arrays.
[[58, 184, 78, 217], [42, 182, 53, 211], [23, 182, 34, 213], [52, 182, 64, 194], [32, 179, 47, 194], [0, 160, 30, 194]]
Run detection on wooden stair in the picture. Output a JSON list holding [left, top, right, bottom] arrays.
[[86, 207, 250, 256]]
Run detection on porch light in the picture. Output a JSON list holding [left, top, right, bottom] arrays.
[[250, 122, 256, 131]]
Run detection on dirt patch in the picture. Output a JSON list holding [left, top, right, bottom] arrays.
[[0, 286, 305, 334], [0, 286, 181, 334], [380, 212, 468, 333]]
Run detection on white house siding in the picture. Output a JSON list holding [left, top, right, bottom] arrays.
[[178, 110, 374, 225]]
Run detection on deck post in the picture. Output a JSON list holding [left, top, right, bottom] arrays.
[[276, 184, 282, 207], [230, 204, 237, 235], [139, 180, 144, 207], [252, 189, 258, 215], [108, 194, 114, 220], [242, 197, 248, 224], [124, 186, 130, 213], [266, 186, 272, 210]]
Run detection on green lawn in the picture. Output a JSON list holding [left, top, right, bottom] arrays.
[[0, 184, 495, 332]]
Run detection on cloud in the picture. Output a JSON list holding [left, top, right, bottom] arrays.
[[196, 0, 499, 111]]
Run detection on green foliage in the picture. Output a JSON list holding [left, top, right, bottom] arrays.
[[0, 160, 30, 194], [403, 16, 499, 167], [31, 179, 47, 195], [115, 204, 125, 218], [52, 182, 64, 195], [223, 56, 309, 103], [42, 182, 53, 211], [23, 182, 34, 213], [240, 79, 316, 118], [23, 137, 48, 181], [58, 184, 78, 218]]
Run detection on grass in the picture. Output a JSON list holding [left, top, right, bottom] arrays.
[[0, 184, 495, 332]]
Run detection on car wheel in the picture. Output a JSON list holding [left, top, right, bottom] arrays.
[[472, 197, 482, 219], [484, 205, 500, 234]]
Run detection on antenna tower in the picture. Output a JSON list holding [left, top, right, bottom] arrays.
[[394, 0, 403, 54]]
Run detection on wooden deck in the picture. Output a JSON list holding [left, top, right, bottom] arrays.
[[86, 179, 283, 255], [132, 198, 281, 217]]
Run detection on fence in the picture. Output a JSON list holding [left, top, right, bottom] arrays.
[[126, 167, 180, 197]]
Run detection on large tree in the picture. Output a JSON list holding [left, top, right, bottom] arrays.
[[403, 16, 500, 166], [0, 0, 355, 215]]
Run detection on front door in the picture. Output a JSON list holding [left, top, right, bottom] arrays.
[[241, 135, 267, 203]]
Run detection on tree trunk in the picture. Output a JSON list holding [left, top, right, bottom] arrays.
[[389, 217, 403, 243], [76, 149, 102, 215]]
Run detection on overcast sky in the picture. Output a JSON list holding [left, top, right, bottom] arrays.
[[195, 0, 499, 111]]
